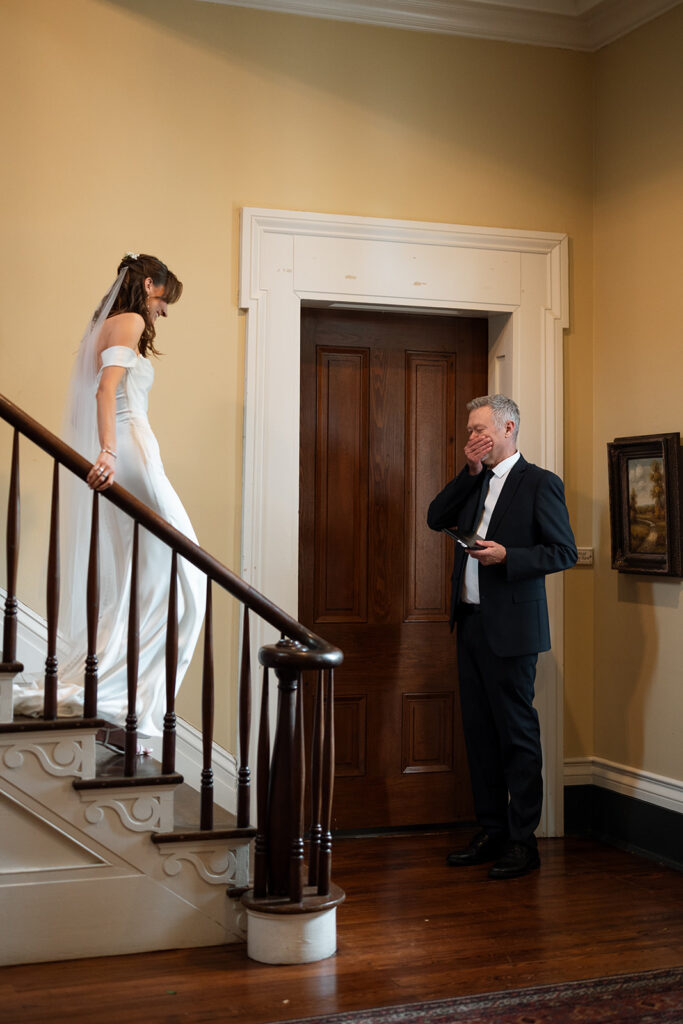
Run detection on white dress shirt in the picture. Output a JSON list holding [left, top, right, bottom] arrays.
[[462, 450, 521, 605]]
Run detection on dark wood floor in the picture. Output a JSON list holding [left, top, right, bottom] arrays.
[[2, 831, 683, 1024]]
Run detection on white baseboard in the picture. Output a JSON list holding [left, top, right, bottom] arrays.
[[565, 756, 683, 815]]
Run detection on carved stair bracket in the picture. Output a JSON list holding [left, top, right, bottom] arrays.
[[79, 790, 175, 833], [159, 843, 249, 887], [1, 735, 92, 778]]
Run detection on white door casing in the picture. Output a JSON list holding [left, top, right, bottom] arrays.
[[238, 208, 568, 836]]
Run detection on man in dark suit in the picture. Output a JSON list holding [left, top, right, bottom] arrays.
[[427, 394, 577, 879]]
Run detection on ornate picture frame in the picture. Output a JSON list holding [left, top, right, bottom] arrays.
[[607, 433, 682, 577]]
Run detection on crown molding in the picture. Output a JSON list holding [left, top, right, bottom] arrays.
[[195, 0, 681, 50], [582, 0, 681, 49]]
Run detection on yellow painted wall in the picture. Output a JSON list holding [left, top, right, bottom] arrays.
[[2, 0, 595, 752], [593, 6, 683, 779]]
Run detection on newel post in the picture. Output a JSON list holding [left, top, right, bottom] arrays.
[[241, 636, 344, 965], [264, 643, 301, 898]]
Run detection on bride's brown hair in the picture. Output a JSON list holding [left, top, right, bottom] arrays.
[[109, 253, 183, 357]]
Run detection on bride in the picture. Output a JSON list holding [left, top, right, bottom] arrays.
[[14, 253, 204, 741]]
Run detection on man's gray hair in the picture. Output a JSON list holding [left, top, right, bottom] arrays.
[[467, 394, 520, 442]]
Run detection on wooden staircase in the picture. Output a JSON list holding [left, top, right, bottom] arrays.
[[1, 392, 344, 968]]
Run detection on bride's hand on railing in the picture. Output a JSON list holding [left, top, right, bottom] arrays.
[[87, 449, 117, 490]]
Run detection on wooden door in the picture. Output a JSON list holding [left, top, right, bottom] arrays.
[[299, 308, 488, 829]]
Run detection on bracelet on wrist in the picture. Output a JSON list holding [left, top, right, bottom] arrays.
[[100, 447, 117, 459]]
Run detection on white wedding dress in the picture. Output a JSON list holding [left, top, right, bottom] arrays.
[[13, 346, 204, 737]]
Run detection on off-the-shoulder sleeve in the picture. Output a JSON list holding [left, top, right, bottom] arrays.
[[100, 346, 138, 369]]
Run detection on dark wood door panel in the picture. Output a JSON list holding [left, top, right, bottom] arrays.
[[300, 307, 487, 829], [314, 347, 369, 623], [402, 690, 454, 774], [404, 350, 455, 621], [333, 770, 472, 829]]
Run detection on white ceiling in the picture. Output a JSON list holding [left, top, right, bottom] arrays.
[[196, 0, 681, 50]]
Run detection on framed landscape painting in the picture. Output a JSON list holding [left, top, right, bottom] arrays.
[[607, 433, 682, 577]]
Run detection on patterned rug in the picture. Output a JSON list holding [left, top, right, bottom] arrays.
[[280, 967, 683, 1024]]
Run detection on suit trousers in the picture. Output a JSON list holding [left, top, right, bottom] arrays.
[[456, 607, 542, 847]]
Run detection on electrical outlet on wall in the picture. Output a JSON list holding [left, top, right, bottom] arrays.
[[576, 547, 593, 566]]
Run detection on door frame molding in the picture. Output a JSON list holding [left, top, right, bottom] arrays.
[[238, 207, 569, 836]]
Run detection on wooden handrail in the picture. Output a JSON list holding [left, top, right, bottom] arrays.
[[0, 394, 342, 668]]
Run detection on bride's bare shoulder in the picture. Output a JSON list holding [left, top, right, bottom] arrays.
[[99, 312, 145, 350]]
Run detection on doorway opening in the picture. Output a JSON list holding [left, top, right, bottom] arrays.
[[299, 306, 490, 829]]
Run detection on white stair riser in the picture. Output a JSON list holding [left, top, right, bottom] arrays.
[[0, 674, 13, 724], [0, 874, 236, 966]]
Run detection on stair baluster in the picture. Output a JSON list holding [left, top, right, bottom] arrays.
[[289, 673, 305, 903], [1, 429, 22, 673], [83, 490, 100, 718], [307, 669, 324, 887], [44, 461, 60, 720], [253, 666, 269, 898], [237, 607, 251, 828], [318, 668, 335, 897], [200, 576, 214, 830], [124, 520, 140, 775], [162, 549, 178, 773]]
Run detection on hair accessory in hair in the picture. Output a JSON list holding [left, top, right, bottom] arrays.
[[124, 252, 140, 260]]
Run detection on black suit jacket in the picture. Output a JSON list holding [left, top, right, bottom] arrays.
[[427, 455, 577, 657]]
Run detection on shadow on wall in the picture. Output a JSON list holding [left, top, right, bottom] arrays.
[[610, 572, 681, 769], [617, 574, 681, 611]]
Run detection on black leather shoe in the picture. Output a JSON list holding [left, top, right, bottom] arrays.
[[446, 831, 507, 866], [488, 842, 540, 879]]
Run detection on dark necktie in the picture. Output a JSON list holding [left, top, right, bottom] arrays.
[[472, 468, 494, 530]]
